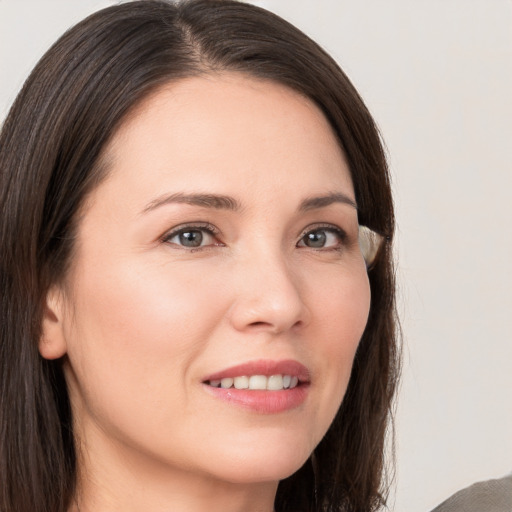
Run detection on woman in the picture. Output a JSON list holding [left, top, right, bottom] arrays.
[[0, 1, 398, 511]]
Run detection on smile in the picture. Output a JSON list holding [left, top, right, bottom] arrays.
[[202, 360, 310, 413], [207, 374, 300, 391]]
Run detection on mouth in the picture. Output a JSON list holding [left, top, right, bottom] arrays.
[[206, 374, 300, 391], [202, 360, 310, 413]]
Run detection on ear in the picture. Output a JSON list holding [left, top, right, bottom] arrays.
[[39, 286, 68, 360]]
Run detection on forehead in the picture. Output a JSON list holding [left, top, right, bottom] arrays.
[[99, 72, 354, 207]]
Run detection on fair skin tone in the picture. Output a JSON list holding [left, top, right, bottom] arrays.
[[40, 73, 371, 512]]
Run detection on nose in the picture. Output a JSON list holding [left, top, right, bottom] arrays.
[[227, 250, 310, 335]]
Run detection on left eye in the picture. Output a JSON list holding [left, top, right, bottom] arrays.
[[297, 228, 344, 249], [165, 228, 216, 248]]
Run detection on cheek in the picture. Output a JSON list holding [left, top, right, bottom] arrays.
[[309, 259, 370, 350], [307, 267, 371, 424], [70, 256, 220, 354], [62, 257, 226, 424], [324, 277, 370, 355]]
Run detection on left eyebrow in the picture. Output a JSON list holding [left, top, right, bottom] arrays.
[[299, 192, 358, 212]]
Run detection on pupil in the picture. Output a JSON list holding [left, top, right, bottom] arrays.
[[306, 231, 326, 248], [179, 230, 203, 247]]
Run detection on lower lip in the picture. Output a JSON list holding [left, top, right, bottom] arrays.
[[203, 384, 309, 414]]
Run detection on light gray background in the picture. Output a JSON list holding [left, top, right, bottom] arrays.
[[1, 1, 511, 511]]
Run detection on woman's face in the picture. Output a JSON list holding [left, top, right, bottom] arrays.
[[44, 74, 370, 487]]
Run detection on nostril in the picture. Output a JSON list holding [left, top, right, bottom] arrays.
[[247, 319, 303, 333], [249, 321, 269, 328]]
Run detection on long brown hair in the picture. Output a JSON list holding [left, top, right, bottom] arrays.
[[0, 1, 399, 511]]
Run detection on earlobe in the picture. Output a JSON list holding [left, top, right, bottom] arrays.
[[39, 286, 68, 360]]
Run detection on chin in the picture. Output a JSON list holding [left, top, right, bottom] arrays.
[[202, 434, 314, 485]]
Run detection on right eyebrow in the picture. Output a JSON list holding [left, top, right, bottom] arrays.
[[141, 192, 241, 215]]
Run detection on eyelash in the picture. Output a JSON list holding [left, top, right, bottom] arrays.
[[161, 223, 347, 252], [297, 224, 347, 251], [161, 223, 221, 252]]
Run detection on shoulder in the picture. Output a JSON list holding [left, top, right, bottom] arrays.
[[431, 473, 512, 512]]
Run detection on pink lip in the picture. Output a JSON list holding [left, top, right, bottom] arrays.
[[203, 359, 310, 383], [202, 359, 310, 414]]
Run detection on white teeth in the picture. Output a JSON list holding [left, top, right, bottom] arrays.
[[209, 374, 300, 391], [267, 375, 284, 390], [220, 377, 233, 389], [249, 375, 267, 390], [234, 376, 249, 389]]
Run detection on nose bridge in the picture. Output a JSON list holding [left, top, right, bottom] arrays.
[[228, 240, 309, 334]]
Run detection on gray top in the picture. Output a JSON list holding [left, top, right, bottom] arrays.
[[431, 473, 512, 512]]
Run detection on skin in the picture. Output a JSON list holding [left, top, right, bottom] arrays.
[[40, 73, 371, 512]]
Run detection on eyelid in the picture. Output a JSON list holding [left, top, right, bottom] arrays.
[[297, 223, 348, 248], [161, 222, 221, 246]]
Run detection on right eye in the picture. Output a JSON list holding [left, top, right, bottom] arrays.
[[162, 224, 220, 249]]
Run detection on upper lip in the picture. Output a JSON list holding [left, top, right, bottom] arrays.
[[203, 359, 310, 383]]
